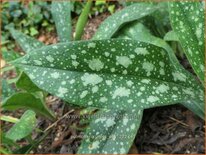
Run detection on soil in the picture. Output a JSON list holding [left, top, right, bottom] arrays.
[[2, 10, 205, 154]]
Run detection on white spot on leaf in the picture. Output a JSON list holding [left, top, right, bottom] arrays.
[[81, 73, 103, 86], [88, 59, 104, 71], [51, 72, 60, 79], [112, 87, 130, 99], [58, 87, 68, 97], [156, 84, 169, 93], [116, 56, 132, 68], [134, 47, 149, 55], [147, 96, 159, 103], [46, 55, 54, 62], [142, 62, 154, 76]]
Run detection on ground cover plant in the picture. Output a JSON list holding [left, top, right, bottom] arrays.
[[1, 0, 205, 154]]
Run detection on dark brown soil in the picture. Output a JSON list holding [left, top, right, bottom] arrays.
[[136, 105, 205, 154]]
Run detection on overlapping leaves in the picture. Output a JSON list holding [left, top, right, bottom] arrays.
[[169, 2, 205, 83], [115, 21, 204, 119], [78, 109, 143, 154], [93, 3, 159, 39], [5, 1, 205, 154]]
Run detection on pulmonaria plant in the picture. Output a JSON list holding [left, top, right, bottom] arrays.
[[4, 1, 204, 154]]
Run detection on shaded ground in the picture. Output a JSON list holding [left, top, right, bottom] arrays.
[[2, 10, 205, 154], [136, 105, 204, 154]]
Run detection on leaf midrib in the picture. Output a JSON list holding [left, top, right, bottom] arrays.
[[16, 63, 203, 96]]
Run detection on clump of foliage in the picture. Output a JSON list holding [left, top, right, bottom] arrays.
[[72, 0, 116, 16], [1, 1, 204, 154], [2, 1, 54, 54]]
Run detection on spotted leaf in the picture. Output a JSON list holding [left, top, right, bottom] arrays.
[[12, 39, 203, 113], [6, 110, 36, 141], [9, 28, 44, 54], [51, 0, 72, 42], [115, 22, 204, 118], [169, 1, 205, 84], [78, 109, 143, 154], [93, 3, 159, 40], [2, 79, 16, 102]]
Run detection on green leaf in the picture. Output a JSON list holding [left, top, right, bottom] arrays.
[[9, 29, 45, 93], [13, 145, 32, 154], [13, 131, 50, 154], [78, 109, 143, 154], [1, 131, 19, 148], [29, 27, 38, 36], [2, 92, 55, 120], [12, 39, 204, 113], [164, 31, 179, 41], [2, 50, 21, 62], [51, 0, 72, 42], [9, 29, 44, 54], [16, 72, 41, 92], [1, 79, 16, 102], [95, 0, 106, 6], [93, 3, 159, 40], [6, 110, 36, 141], [114, 22, 197, 81], [108, 5, 115, 14], [115, 22, 204, 119], [169, 2, 205, 84], [74, 0, 92, 40]]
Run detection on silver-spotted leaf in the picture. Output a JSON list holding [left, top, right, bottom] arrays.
[[78, 109, 143, 154], [9, 29, 44, 54], [93, 3, 158, 40], [1, 79, 16, 102], [51, 0, 72, 42], [6, 110, 36, 141], [169, 2, 205, 83], [115, 22, 204, 118], [12, 39, 203, 112]]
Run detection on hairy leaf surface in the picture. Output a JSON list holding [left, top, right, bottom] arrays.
[[169, 2, 205, 83], [12, 39, 203, 112]]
